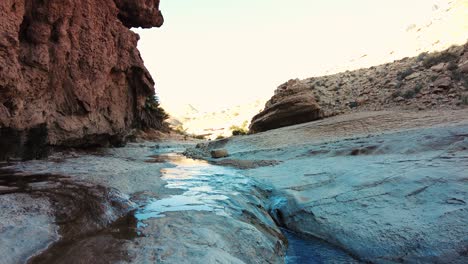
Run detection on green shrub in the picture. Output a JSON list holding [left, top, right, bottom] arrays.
[[230, 120, 249, 136], [397, 68, 415, 81], [461, 93, 468, 105], [402, 83, 423, 99], [232, 129, 248, 136], [145, 96, 169, 120], [450, 69, 468, 87], [192, 134, 206, 140], [447, 61, 458, 71], [394, 81, 403, 89], [174, 125, 187, 135], [141, 95, 169, 130], [348, 101, 358, 108], [460, 92, 468, 105], [414, 83, 423, 93], [417, 52, 428, 61], [422, 51, 457, 68], [392, 90, 401, 98], [402, 90, 416, 99]]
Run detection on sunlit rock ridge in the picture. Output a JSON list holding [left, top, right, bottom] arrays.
[[251, 42, 468, 133]]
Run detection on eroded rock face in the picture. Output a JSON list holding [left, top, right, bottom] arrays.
[[249, 79, 323, 133], [0, 0, 164, 160]]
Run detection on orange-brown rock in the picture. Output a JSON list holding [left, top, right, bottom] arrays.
[[0, 0, 164, 160], [249, 79, 323, 133]]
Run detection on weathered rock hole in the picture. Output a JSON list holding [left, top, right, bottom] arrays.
[[18, 16, 31, 43], [272, 208, 286, 227]]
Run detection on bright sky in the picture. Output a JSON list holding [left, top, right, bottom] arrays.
[[133, 0, 468, 115]]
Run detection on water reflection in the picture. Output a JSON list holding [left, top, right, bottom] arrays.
[[135, 153, 247, 225]]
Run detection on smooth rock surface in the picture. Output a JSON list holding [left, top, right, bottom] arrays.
[[3, 142, 287, 263], [192, 109, 468, 263], [0, 194, 59, 264]]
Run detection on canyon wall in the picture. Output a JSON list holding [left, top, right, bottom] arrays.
[[0, 0, 164, 160]]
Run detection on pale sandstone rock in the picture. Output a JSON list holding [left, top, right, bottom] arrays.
[[430, 62, 446, 72], [459, 61, 468, 74], [404, 71, 422, 80]]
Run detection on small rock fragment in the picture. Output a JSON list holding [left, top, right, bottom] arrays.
[[210, 149, 229, 159]]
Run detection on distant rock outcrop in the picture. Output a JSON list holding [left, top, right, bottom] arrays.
[[249, 80, 323, 133], [250, 42, 468, 133], [0, 0, 165, 160]]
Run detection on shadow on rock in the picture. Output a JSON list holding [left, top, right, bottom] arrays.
[[0, 167, 137, 264]]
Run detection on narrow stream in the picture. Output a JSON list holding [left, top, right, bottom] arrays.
[[135, 148, 358, 263], [283, 229, 358, 264]]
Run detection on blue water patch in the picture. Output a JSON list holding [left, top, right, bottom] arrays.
[[283, 229, 359, 264]]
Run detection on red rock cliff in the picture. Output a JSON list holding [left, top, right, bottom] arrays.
[[0, 0, 164, 160]]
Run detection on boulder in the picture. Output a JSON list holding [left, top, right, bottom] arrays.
[[249, 80, 323, 133], [210, 149, 229, 159], [459, 61, 468, 74], [405, 71, 422, 80], [433, 76, 452, 88], [430, 63, 446, 72]]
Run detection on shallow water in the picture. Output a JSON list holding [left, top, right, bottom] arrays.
[[135, 151, 250, 224], [283, 229, 358, 264], [136, 148, 358, 263]]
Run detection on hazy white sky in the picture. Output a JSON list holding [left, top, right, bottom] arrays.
[[133, 0, 468, 114]]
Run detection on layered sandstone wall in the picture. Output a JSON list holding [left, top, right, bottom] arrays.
[[0, 0, 164, 160]]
